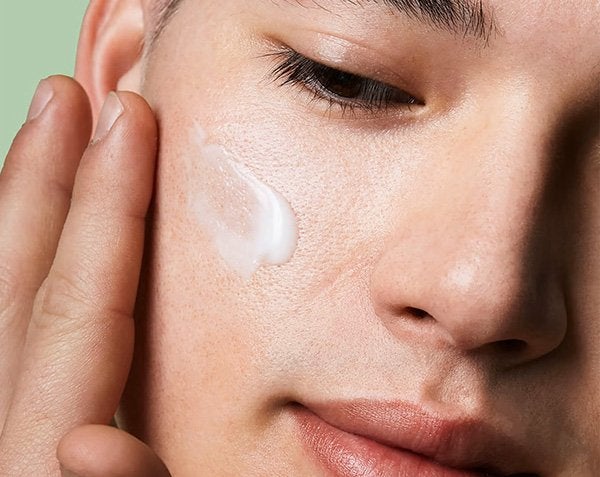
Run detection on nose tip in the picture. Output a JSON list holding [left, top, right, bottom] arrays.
[[443, 264, 565, 358], [370, 249, 568, 366]]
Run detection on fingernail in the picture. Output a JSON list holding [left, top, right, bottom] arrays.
[[27, 79, 54, 121], [92, 92, 124, 143]]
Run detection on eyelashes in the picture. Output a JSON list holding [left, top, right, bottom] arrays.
[[266, 47, 422, 116]]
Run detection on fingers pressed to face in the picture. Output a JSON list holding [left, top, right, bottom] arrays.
[[0, 91, 158, 475], [57, 425, 172, 477], [0, 76, 92, 420]]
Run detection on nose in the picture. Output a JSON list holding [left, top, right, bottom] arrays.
[[370, 114, 568, 366]]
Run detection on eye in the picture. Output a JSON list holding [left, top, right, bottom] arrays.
[[317, 69, 364, 99], [267, 47, 422, 114]]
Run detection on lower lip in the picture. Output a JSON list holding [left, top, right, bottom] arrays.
[[292, 405, 485, 477]]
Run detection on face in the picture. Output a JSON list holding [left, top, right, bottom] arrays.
[[108, 0, 599, 475]]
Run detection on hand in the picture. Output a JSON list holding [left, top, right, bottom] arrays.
[[0, 75, 171, 477]]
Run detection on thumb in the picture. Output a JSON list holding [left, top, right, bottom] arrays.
[[57, 425, 171, 477]]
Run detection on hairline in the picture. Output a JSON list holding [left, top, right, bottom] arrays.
[[150, 0, 186, 46]]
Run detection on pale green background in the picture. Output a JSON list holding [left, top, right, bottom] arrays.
[[0, 1, 88, 165]]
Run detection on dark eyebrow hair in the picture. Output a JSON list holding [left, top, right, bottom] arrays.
[[150, 0, 497, 48], [302, 0, 498, 44]]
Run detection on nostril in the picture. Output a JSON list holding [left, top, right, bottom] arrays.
[[405, 307, 431, 320], [492, 339, 528, 354]]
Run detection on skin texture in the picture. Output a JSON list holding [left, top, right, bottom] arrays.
[[0, 0, 598, 475], [121, 0, 599, 474]]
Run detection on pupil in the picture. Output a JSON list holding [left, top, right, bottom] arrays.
[[320, 69, 362, 98]]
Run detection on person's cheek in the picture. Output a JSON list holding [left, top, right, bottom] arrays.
[[204, 106, 419, 294], [182, 123, 298, 281]]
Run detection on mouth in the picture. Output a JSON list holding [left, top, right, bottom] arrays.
[[290, 400, 541, 477]]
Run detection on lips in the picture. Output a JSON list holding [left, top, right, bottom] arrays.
[[291, 399, 540, 477]]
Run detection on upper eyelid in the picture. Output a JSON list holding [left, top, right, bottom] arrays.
[[267, 46, 394, 90], [265, 46, 422, 111], [309, 58, 399, 94]]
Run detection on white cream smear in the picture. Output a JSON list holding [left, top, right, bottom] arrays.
[[186, 126, 298, 280]]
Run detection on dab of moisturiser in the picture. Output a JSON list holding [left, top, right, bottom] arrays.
[[186, 125, 298, 280]]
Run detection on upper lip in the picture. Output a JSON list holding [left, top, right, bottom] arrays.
[[298, 398, 541, 476]]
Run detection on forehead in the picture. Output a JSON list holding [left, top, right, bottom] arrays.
[[489, 0, 600, 86], [489, 0, 598, 44]]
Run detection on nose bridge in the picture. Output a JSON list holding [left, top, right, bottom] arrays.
[[439, 98, 554, 291], [451, 117, 550, 285], [371, 102, 567, 363], [462, 93, 553, 232]]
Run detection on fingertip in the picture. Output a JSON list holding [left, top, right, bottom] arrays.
[[80, 90, 158, 217], [58, 425, 171, 477], [1, 75, 93, 199], [88, 90, 158, 170], [6, 75, 93, 170], [34, 75, 93, 135], [111, 90, 159, 149], [56, 425, 93, 476]]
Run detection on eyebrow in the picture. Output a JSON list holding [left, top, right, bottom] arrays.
[[297, 0, 498, 44]]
